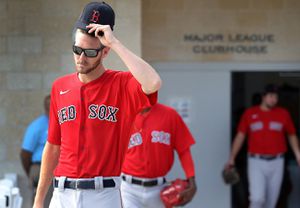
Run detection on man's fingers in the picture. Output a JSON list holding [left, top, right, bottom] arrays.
[[86, 24, 109, 30], [86, 24, 101, 32], [87, 27, 97, 34], [86, 23, 102, 28], [225, 162, 234, 170], [86, 25, 107, 36]]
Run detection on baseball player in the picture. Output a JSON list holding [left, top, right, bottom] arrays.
[[225, 84, 300, 208], [121, 103, 197, 208], [33, 2, 161, 208], [20, 95, 52, 207]]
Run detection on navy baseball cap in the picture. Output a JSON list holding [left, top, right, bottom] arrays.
[[75, 1, 115, 34]]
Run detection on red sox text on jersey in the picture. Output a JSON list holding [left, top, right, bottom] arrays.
[[128, 131, 171, 148], [57, 104, 119, 124]]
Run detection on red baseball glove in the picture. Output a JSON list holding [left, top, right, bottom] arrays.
[[160, 179, 188, 208]]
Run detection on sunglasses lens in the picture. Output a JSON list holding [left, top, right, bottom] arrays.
[[73, 45, 101, 57], [84, 50, 98, 57], [73, 45, 82, 55]]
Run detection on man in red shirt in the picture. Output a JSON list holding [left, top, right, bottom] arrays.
[[226, 84, 300, 208], [121, 103, 197, 208], [33, 2, 161, 208]]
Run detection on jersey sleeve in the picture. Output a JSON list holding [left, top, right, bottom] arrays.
[[284, 110, 296, 135], [173, 111, 196, 154], [123, 72, 157, 115], [47, 84, 61, 145], [178, 148, 195, 178], [237, 110, 249, 134], [21, 121, 38, 152]]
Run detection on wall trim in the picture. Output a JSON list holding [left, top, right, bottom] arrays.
[[153, 62, 300, 72]]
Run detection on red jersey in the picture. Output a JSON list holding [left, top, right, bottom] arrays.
[[48, 70, 157, 178], [238, 106, 296, 155], [122, 103, 195, 178]]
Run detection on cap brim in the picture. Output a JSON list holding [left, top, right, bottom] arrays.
[[75, 20, 89, 32], [74, 21, 97, 37]]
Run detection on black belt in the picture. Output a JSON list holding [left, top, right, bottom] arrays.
[[122, 175, 166, 187], [249, 154, 284, 161], [53, 178, 115, 189]]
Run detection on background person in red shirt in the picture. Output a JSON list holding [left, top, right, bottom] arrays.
[[121, 103, 197, 208], [33, 2, 161, 208], [225, 84, 300, 208]]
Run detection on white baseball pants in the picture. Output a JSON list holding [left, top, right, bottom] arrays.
[[49, 177, 123, 208], [120, 178, 167, 208], [248, 156, 284, 208]]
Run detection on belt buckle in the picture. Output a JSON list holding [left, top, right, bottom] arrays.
[[75, 180, 79, 189]]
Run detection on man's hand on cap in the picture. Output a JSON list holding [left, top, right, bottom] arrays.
[[86, 24, 117, 47]]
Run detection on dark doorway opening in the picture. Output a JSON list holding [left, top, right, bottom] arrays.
[[231, 71, 300, 208]]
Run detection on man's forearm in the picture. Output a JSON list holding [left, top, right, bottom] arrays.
[[20, 150, 32, 176], [229, 132, 246, 163], [288, 135, 300, 158], [34, 142, 60, 205], [111, 40, 162, 94]]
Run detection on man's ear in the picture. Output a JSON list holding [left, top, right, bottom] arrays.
[[101, 47, 110, 58]]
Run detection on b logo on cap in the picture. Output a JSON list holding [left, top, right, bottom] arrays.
[[90, 10, 100, 23]]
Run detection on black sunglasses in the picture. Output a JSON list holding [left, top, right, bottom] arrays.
[[72, 45, 105, 58]]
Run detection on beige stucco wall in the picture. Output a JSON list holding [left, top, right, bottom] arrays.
[[0, 0, 141, 207], [142, 0, 300, 62]]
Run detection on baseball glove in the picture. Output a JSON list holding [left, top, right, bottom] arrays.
[[160, 178, 188, 208], [222, 166, 240, 185]]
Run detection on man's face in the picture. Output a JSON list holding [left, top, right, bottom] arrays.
[[73, 32, 103, 74], [262, 93, 278, 109]]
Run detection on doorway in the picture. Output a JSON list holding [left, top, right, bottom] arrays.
[[231, 71, 300, 208]]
